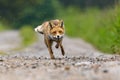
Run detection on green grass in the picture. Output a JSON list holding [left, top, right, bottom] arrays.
[[55, 6, 119, 54], [19, 25, 38, 47], [111, 6, 120, 54], [0, 21, 9, 31]]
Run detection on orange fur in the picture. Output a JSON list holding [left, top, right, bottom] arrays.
[[35, 19, 65, 59]]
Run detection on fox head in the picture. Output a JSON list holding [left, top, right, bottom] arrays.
[[49, 20, 65, 41]]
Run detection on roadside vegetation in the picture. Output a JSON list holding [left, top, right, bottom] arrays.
[[60, 8, 116, 53], [19, 26, 38, 47], [0, 22, 9, 31]]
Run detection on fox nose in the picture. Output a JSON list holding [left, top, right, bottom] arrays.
[[57, 35, 60, 38]]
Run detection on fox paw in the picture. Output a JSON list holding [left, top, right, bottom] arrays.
[[62, 52, 65, 56], [51, 56, 55, 59]]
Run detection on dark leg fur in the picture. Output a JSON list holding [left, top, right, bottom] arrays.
[[60, 43, 65, 56], [45, 39, 55, 59]]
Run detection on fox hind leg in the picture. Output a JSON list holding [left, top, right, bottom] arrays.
[[44, 38, 48, 48]]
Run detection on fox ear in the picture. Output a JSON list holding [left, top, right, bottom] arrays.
[[49, 22, 53, 29], [60, 20, 64, 28]]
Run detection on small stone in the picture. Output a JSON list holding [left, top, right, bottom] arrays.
[[32, 66, 37, 69], [62, 63, 64, 65], [71, 62, 75, 66], [96, 58, 100, 61], [65, 56, 67, 58], [103, 69, 108, 73], [0, 59, 4, 62], [44, 57, 47, 59], [24, 63, 27, 65], [38, 57, 41, 59], [64, 66, 70, 71]]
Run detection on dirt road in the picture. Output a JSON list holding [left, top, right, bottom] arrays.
[[0, 31, 120, 80]]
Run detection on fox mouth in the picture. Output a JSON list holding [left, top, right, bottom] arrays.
[[56, 37, 60, 40], [54, 38, 61, 41], [53, 36, 63, 41], [48, 35, 63, 41]]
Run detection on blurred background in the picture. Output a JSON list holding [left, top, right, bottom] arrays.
[[0, 0, 120, 54]]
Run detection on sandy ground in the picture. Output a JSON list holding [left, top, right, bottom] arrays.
[[0, 31, 120, 80]]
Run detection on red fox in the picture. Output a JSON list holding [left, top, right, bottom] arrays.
[[35, 19, 65, 59]]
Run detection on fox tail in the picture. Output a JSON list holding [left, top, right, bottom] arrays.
[[35, 25, 43, 34]]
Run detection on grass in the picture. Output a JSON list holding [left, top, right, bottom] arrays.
[[19, 25, 38, 47], [55, 5, 119, 54], [0, 21, 9, 31], [111, 5, 120, 54]]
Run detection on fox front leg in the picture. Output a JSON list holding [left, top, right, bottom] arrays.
[[55, 41, 61, 48], [46, 40, 55, 59], [55, 43, 60, 48], [60, 43, 65, 56]]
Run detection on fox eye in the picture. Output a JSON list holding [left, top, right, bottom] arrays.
[[59, 31, 62, 33], [53, 31, 56, 34]]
